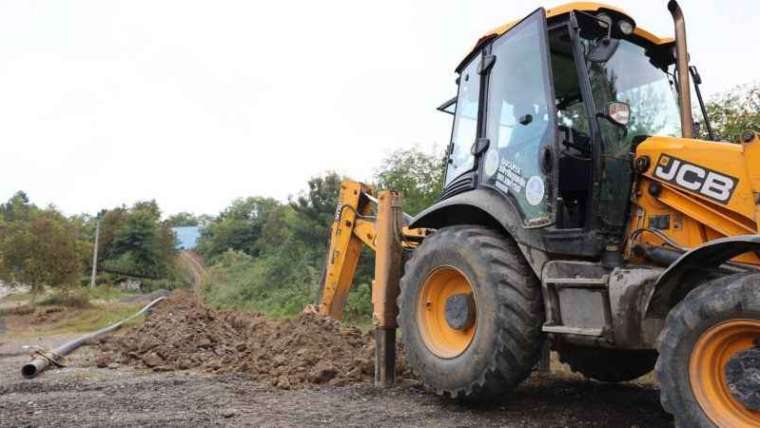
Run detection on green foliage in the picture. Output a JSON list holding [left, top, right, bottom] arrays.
[[705, 82, 760, 142], [289, 173, 342, 250], [196, 197, 283, 261], [38, 289, 93, 308], [0, 205, 87, 293], [201, 149, 445, 320], [202, 250, 318, 317], [164, 212, 200, 227], [0, 191, 35, 222], [98, 200, 178, 280], [375, 147, 444, 215], [343, 282, 373, 324]]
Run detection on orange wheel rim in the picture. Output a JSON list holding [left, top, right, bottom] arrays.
[[417, 266, 476, 358], [689, 319, 760, 427]]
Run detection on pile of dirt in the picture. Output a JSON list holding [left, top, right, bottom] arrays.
[[97, 291, 413, 389]]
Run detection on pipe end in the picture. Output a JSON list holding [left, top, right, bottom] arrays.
[[21, 363, 38, 379]]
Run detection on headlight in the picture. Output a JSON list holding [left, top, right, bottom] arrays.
[[618, 20, 634, 36]]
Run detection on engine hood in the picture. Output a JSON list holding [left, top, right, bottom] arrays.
[[636, 135, 760, 228]]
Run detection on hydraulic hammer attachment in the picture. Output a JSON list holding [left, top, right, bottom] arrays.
[[312, 179, 426, 386], [372, 190, 404, 386]]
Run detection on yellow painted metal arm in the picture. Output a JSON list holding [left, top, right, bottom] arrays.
[[317, 180, 373, 319], [316, 179, 426, 320]]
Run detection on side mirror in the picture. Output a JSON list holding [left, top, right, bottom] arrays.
[[606, 102, 631, 127]]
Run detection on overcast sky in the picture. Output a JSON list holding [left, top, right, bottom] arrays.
[[0, 0, 757, 217]]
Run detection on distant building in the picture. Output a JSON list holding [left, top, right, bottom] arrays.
[[173, 226, 201, 250]]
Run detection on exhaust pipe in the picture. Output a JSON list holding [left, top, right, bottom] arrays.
[[21, 296, 166, 379], [668, 0, 694, 139]]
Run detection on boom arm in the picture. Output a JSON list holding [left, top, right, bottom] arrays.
[[316, 180, 425, 320]]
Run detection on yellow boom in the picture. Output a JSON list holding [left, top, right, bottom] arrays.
[[315, 180, 426, 322]]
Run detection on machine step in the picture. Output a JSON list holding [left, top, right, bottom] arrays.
[[543, 276, 608, 288], [542, 325, 605, 337]]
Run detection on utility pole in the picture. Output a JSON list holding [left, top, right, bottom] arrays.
[[90, 219, 100, 289]]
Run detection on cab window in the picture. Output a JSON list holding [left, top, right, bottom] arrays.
[[444, 56, 480, 185], [481, 10, 556, 226]]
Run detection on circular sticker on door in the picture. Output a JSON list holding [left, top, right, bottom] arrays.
[[525, 176, 545, 206], [484, 150, 499, 177]]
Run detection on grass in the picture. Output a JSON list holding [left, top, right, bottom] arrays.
[[6, 301, 146, 337], [46, 303, 145, 335], [2, 285, 137, 308], [1, 285, 147, 337], [2, 292, 33, 303], [83, 285, 139, 301], [38, 291, 93, 308]]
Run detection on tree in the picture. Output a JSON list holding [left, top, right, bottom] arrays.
[[0, 208, 85, 292], [97, 201, 178, 279], [196, 197, 283, 260], [289, 172, 342, 251], [0, 191, 35, 222], [164, 212, 200, 227], [705, 82, 760, 142], [375, 147, 444, 215]]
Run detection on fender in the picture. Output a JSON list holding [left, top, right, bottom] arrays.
[[646, 235, 760, 317], [410, 188, 523, 237], [409, 188, 551, 275]]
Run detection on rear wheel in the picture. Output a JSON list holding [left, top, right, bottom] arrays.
[[398, 225, 544, 400], [556, 344, 657, 382], [656, 273, 760, 427]]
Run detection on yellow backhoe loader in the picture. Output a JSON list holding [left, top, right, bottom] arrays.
[[314, 2, 760, 427]]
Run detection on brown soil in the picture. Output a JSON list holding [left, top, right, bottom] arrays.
[[97, 290, 413, 389]]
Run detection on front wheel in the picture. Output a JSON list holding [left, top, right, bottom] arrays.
[[398, 225, 545, 400], [656, 273, 760, 427]]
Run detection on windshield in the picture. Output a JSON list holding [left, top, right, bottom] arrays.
[[585, 39, 682, 154], [582, 37, 683, 230]]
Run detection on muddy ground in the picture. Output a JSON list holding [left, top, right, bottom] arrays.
[[0, 293, 675, 427]]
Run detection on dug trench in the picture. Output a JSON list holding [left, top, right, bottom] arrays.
[[0, 290, 675, 427]]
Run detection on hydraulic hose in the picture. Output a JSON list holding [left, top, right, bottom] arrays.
[[21, 296, 166, 379]]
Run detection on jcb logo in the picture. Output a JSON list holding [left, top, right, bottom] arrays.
[[654, 154, 738, 204]]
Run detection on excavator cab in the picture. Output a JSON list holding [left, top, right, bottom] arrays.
[[439, 6, 686, 239]]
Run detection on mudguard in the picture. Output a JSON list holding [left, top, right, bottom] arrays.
[[409, 188, 551, 275], [646, 234, 760, 317], [410, 188, 523, 236]]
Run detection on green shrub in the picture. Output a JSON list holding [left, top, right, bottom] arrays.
[[38, 290, 93, 308]]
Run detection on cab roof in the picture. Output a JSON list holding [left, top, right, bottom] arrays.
[[462, 2, 674, 69]]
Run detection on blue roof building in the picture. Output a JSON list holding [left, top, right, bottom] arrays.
[[173, 226, 201, 250]]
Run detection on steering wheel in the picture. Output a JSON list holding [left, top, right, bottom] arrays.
[[559, 125, 592, 156]]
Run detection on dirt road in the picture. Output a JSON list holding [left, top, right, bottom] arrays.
[[177, 251, 207, 289]]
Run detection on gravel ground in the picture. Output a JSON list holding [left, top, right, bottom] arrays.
[[0, 333, 674, 427]]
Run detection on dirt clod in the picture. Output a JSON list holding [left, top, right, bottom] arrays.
[[95, 352, 113, 368], [98, 291, 413, 389]]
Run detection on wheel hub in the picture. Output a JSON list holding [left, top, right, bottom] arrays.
[[444, 293, 475, 331], [690, 319, 760, 426], [725, 344, 760, 411], [417, 266, 476, 358]]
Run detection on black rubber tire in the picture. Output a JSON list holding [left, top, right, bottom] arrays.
[[398, 225, 545, 400], [556, 344, 657, 382], [656, 273, 760, 428]]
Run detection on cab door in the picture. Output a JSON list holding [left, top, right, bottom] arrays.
[[444, 55, 481, 186], [479, 9, 558, 228]]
